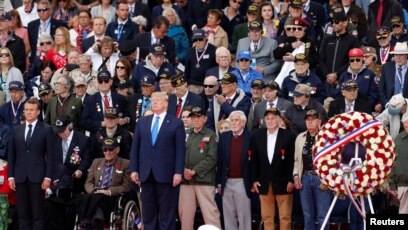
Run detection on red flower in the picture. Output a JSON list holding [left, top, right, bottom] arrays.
[[248, 150, 252, 156], [199, 142, 205, 149], [280, 149, 285, 156], [115, 164, 121, 170]]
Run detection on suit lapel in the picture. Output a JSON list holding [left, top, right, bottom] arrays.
[[153, 115, 171, 146], [146, 115, 154, 145], [65, 133, 77, 164], [96, 93, 104, 117], [28, 122, 41, 147]]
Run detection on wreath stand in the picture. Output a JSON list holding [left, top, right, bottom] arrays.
[[320, 144, 374, 230]]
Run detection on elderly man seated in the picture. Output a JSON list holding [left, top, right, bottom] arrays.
[[74, 138, 131, 229]]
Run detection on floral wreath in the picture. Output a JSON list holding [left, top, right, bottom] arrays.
[[313, 112, 395, 197]]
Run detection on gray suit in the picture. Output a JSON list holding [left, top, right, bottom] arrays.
[[236, 36, 281, 81], [252, 98, 293, 130]]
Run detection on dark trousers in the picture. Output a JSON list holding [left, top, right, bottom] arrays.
[[141, 173, 178, 230], [15, 180, 45, 230]]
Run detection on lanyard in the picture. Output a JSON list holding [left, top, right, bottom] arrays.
[[195, 43, 208, 64], [380, 47, 390, 64], [11, 101, 22, 119], [39, 20, 51, 35], [116, 24, 125, 41]]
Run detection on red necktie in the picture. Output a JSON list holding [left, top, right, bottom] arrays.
[[103, 95, 110, 110], [376, 0, 383, 27], [175, 98, 182, 117]]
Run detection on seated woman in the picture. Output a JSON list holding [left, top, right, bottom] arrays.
[[75, 137, 131, 229]]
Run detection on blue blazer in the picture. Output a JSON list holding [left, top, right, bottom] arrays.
[[105, 19, 139, 42], [130, 114, 186, 183], [8, 121, 55, 183], [52, 131, 91, 190], [379, 61, 408, 106], [216, 130, 252, 198], [81, 92, 128, 133], [167, 92, 205, 118]]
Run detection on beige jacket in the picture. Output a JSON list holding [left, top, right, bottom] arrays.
[[293, 131, 307, 180]]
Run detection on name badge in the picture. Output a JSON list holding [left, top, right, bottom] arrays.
[[114, 30, 119, 34], [203, 54, 209, 59], [364, 75, 370, 79]]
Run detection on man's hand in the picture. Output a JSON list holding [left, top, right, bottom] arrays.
[[292, 40, 304, 49], [173, 174, 182, 187], [253, 66, 264, 73], [282, 54, 295, 62], [95, 190, 111, 196], [118, 118, 127, 125], [131, 172, 139, 185], [326, 73, 337, 85], [287, 182, 294, 193], [8, 179, 15, 191], [183, 168, 192, 181], [41, 179, 51, 190], [252, 181, 261, 193], [215, 94, 226, 105], [294, 176, 302, 190], [374, 104, 382, 113], [73, 170, 82, 179]]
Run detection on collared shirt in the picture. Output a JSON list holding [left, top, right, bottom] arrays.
[[25, 119, 38, 140], [151, 31, 160, 45], [250, 38, 262, 53], [100, 91, 112, 111], [226, 92, 237, 103], [62, 130, 74, 162], [303, 0, 311, 12], [395, 63, 408, 79], [267, 129, 278, 164], [218, 67, 228, 80], [344, 100, 355, 112], [266, 98, 278, 109], [239, 69, 250, 82], [151, 112, 167, 131], [117, 18, 128, 25]]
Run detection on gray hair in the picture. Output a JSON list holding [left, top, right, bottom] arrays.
[[38, 0, 51, 8], [215, 46, 231, 58], [162, 8, 181, 26], [39, 34, 54, 44], [132, 15, 147, 27], [229, 110, 247, 123], [61, 75, 74, 92]]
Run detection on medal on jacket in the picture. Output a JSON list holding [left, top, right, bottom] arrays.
[[195, 43, 208, 69], [96, 103, 101, 112], [11, 101, 22, 124]]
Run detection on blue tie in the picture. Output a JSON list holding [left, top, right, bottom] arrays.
[[394, 66, 403, 94], [151, 116, 160, 144]]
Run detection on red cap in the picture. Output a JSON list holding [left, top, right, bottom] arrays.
[[349, 48, 364, 58]]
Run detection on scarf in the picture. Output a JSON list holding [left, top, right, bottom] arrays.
[[204, 25, 219, 45], [75, 25, 93, 52]]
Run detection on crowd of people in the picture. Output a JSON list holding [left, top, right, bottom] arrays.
[[0, 0, 408, 229]]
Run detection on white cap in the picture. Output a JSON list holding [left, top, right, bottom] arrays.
[[388, 94, 406, 109]]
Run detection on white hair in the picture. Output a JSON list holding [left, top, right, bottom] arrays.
[[132, 16, 147, 27], [162, 8, 181, 26], [215, 46, 231, 58], [229, 110, 247, 123]]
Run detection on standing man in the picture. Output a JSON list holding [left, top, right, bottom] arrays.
[[251, 108, 296, 230], [293, 110, 333, 230], [105, 1, 139, 42], [179, 107, 221, 229], [8, 98, 54, 230], [130, 91, 186, 230], [216, 111, 252, 230]]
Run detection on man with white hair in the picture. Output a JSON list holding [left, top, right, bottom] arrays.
[[205, 47, 235, 80], [377, 94, 408, 139]]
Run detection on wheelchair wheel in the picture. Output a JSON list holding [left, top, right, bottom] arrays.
[[122, 200, 142, 230]]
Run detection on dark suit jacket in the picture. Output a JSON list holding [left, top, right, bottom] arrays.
[[216, 130, 252, 197], [44, 95, 83, 131], [134, 32, 176, 64], [0, 100, 25, 128], [81, 92, 128, 133], [252, 98, 293, 130], [84, 157, 131, 196], [8, 121, 54, 183], [251, 128, 296, 195], [132, 1, 152, 29], [105, 19, 139, 42], [130, 114, 186, 183], [81, 36, 95, 53], [328, 97, 372, 118], [167, 92, 205, 118], [52, 131, 91, 190], [378, 61, 408, 106], [127, 93, 144, 132], [27, 18, 67, 62], [205, 66, 236, 79]]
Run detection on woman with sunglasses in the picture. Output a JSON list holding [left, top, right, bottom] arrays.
[[162, 8, 189, 64], [0, 47, 24, 103], [259, 2, 279, 39], [51, 0, 78, 23], [27, 61, 57, 99], [45, 26, 74, 69], [112, 58, 134, 94]]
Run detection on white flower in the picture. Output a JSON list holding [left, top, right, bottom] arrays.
[[336, 169, 344, 176], [378, 129, 385, 136], [329, 180, 336, 187], [322, 165, 328, 171], [329, 168, 336, 175]]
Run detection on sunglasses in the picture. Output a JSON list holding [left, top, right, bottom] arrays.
[[203, 84, 215, 88], [116, 66, 125, 70], [98, 79, 110, 84], [103, 148, 114, 152], [0, 53, 10, 57], [349, 58, 362, 63], [239, 59, 250, 62], [40, 41, 52, 46], [37, 8, 49, 13], [194, 38, 204, 42], [331, 20, 341, 25], [232, 0, 243, 4], [392, 24, 402, 28], [286, 27, 303, 32]]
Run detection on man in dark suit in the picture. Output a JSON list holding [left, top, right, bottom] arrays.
[[27, 0, 67, 63], [105, 1, 139, 42], [216, 110, 252, 230], [205, 46, 235, 80], [0, 81, 26, 127], [328, 79, 372, 118], [128, 75, 155, 131], [81, 70, 129, 135], [134, 16, 176, 64], [251, 108, 296, 230], [130, 91, 186, 230], [379, 42, 408, 106], [8, 98, 55, 230], [81, 16, 107, 53], [128, 0, 151, 27], [167, 73, 205, 118]]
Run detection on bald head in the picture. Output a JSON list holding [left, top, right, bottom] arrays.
[[203, 76, 219, 97]]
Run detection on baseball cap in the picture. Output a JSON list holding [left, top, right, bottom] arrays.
[[293, 84, 311, 97], [104, 107, 118, 119], [304, 109, 322, 120], [97, 70, 111, 80], [237, 50, 251, 60], [265, 80, 280, 91], [349, 48, 364, 58], [264, 107, 281, 116], [341, 79, 358, 90], [247, 4, 258, 14], [188, 107, 206, 117], [38, 82, 52, 96], [294, 53, 308, 63], [74, 77, 87, 87], [55, 115, 72, 133], [221, 73, 238, 84], [9, 81, 24, 90], [171, 73, 187, 87], [332, 12, 348, 22], [140, 75, 155, 86], [251, 79, 265, 89], [150, 44, 166, 56], [192, 29, 206, 40], [102, 137, 119, 148], [248, 21, 262, 31]]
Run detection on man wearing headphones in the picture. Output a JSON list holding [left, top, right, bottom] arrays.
[[285, 84, 326, 135], [253, 80, 292, 130], [70, 54, 99, 95]]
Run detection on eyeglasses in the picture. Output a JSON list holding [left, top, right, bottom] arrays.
[[239, 59, 250, 62], [54, 82, 66, 87], [40, 41, 52, 46], [232, 0, 243, 4], [103, 148, 114, 152], [377, 36, 388, 40], [193, 38, 204, 42], [203, 84, 216, 88], [0, 53, 10, 58], [98, 79, 110, 84], [37, 8, 49, 13], [116, 66, 125, 70], [349, 58, 362, 63], [331, 20, 341, 25], [392, 24, 402, 28]]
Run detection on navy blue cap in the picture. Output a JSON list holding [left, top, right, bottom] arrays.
[[140, 75, 155, 86], [192, 29, 206, 40], [97, 70, 111, 80], [8, 81, 24, 90]]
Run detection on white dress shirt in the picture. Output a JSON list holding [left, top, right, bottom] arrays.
[[267, 129, 278, 164]]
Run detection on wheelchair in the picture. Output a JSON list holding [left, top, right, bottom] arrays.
[[73, 188, 142, 230]]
